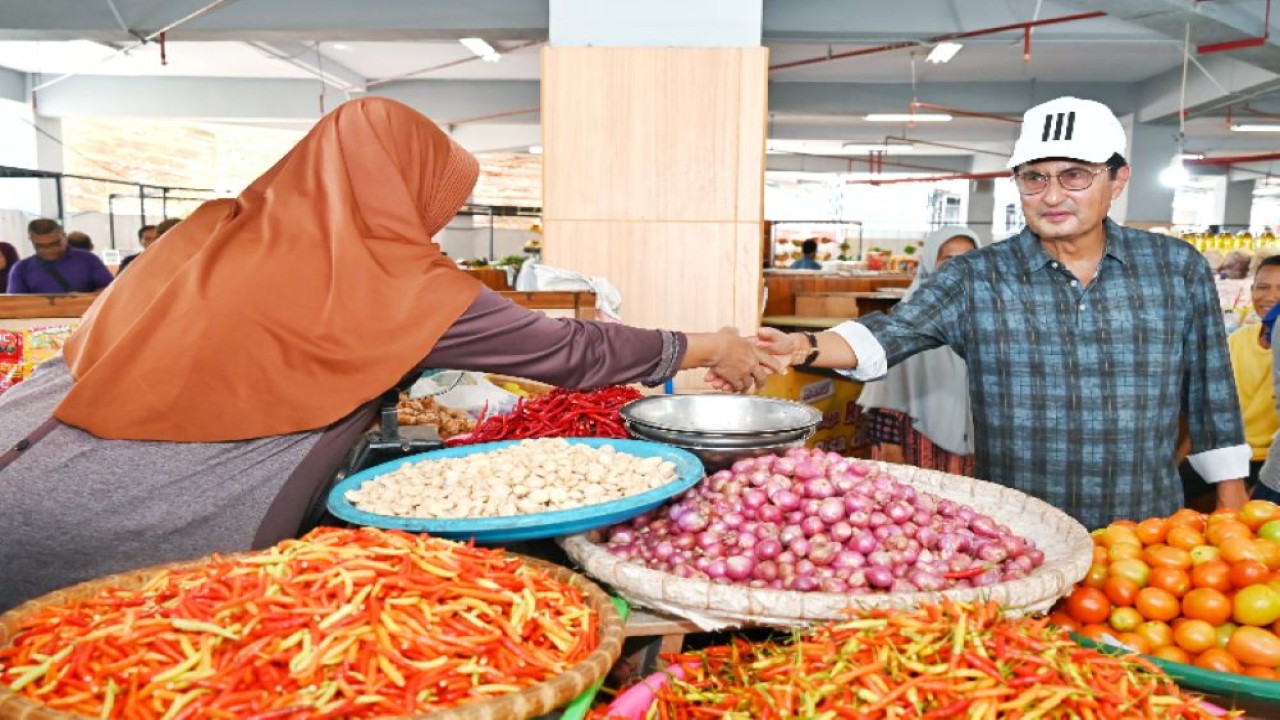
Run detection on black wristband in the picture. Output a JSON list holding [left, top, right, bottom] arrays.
[[801, 331, 819, 365]]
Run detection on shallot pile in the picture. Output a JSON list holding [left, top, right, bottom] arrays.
[[600, 448, 1045, 594]]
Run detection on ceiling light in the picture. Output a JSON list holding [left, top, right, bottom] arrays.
[[459, 37, 501, 63], [1231, 123, 1280, 132], [331, 43, 350, 51], [1160, 156, 1190, 188], [841, 142, 914, 153], [864, 113, 952, 122], [926, 42, 963, 64], [528, 145, 543, 155]]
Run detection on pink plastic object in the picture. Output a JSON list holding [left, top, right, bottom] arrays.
[[601, 663, 691, 720]]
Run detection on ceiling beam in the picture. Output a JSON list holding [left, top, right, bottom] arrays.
[[765, 153, 972, 174], [0, 0, 549, 42], [1137, 53, 1280, 122], [0, 66, 24, 102], [767, 80, 1140, 116], [244, 41, 367, 92], [30, 75, 541, 126]]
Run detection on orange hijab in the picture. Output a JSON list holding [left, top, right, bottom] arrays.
[[58, 98, 482, 441]]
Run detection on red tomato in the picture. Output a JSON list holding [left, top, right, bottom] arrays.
[[1182, 588, 1234, 627], [1228, 560, 1272, 590], [1194, 648, 1242, 674], [1135, 587, 1181, 623], [1065, 587, 1111, 625], [1190, 560, 1232, 592], [1148, 567, 1192, 598], [1103, 575, 1140, 607]]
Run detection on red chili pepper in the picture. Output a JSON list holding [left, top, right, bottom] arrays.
[[448, 386, 643, 446], [941, 565, 987, 580]]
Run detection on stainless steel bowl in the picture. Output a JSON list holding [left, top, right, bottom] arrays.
[[621, 394, 822, 471], [620, 394, 822, 436], [626, 422, 814, 472], [622, 420, 813, 449]]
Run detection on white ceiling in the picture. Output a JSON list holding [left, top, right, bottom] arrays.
[[0, 0, 1276, 173]]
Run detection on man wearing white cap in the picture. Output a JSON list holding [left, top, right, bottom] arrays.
[[755, 96, 1248, 529]]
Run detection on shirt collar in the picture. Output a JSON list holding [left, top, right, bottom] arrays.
[[1016, 217, 1129, 273]]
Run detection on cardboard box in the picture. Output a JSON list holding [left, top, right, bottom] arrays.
[[761, 368, 871, 456], [794, 292, 859, 318]]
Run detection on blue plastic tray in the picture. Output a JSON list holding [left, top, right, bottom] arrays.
[[327, 438, 705, 542]]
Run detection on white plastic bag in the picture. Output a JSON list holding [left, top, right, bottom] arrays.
[[408, 370, 521, 417], [514, 260, 624, 321]]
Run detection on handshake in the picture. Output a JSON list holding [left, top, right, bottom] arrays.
[[697, 327, 808, 394]]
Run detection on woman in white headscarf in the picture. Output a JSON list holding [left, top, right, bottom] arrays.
[[857, 226, 983, 474]]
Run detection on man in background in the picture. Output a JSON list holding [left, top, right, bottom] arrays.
[[790, 239, 823, 270], [117, 224, 158, 273], [5, 219, 114, 294], [66, 231, 94, 252]]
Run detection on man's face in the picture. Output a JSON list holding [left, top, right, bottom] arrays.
[[1253, 265, 1280, 319], [30, 230, 67, 261], [1017, 159, 1130, 243], [140, 228, 158, 248]]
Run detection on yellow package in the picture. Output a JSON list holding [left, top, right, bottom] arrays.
[[761, 369, 870, 456]]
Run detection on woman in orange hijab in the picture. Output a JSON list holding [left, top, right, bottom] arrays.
[[0, 97, 777, 611]]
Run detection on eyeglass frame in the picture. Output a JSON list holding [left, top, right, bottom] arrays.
[[1013, 165, 1112, 196]]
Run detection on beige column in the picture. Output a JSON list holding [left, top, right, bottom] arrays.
[[541, 46, 768, 389]]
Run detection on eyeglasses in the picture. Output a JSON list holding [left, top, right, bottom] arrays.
[[1014, 166, 1109, 195]]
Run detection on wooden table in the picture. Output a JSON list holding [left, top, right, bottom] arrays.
[[615, 607, 704, 679], [761, 315, 848, 331]]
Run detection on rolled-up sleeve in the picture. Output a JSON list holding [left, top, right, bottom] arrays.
[[1183, 257, 1250, 483], [831, 261, 968, 382]]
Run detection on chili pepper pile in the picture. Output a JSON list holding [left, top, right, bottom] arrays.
[[0, 527, 598, 719], [611, 601, 1219, 720], [449, 386, 643, 446]]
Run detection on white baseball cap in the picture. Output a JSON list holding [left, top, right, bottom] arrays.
[[1007, 96, 1127, 169]]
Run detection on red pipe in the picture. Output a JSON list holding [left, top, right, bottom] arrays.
[[911, 101, 1019, 123], [1198, 0, 1270, 54], [446, 107, 539, 125], [768, 11, 1106, 72], [1185, 152, 1280, 166], [848, 170, 1011, 185]]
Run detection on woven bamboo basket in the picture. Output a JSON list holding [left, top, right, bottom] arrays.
[[560, 463, 1094, 630], [0, 554, 623, 720]]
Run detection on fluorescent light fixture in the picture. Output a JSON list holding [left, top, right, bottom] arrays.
[[1160, 157, 1190, 188], [864, 113, 952, 122], [331, 43, 350, 51], [926, 42, 963, 64], [841, 142, 914, 153], [459, 37, 501, 63], [528, 145, 543, 155], [1231, 123, 1280, 132]]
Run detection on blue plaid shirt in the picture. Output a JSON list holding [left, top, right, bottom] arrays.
[[843, 220, 1246, 529]]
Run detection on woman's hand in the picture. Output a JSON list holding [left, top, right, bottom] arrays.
[[699, 328, 785, 393]]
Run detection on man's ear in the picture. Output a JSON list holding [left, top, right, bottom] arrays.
[[1111, 165, 1132, 199]]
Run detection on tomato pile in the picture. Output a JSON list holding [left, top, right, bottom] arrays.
[[1053, 501, 1280, 678]]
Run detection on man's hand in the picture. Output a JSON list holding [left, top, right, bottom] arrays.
[[1216, 478, 1249, 511], [752, 327, 800, 369]]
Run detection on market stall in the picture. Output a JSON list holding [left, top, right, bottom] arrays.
[[2, 332, 1279, 718]]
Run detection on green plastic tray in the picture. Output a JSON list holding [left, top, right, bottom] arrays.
[[559, 597, 632, 720], [1072, 633, 1280, 704]]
